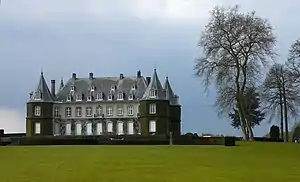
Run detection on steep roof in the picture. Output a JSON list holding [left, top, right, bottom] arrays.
[[142, 69, 166, 100], [29, 72, 53, 102], [164, 76, 179, 105]]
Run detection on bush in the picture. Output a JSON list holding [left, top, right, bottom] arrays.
[[270, 125, 280, 139]]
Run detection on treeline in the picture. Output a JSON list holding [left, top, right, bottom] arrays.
[[194, 5, 300, 142]]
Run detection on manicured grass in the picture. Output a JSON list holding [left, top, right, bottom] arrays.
[[0, 142, 300, 182]]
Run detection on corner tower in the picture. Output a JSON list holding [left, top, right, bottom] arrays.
[[139, 69, 169, 136], [164, 77, 181, 136], [26, 72, 54, 136]]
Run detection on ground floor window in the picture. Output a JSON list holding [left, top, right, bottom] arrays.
[[97, 123, 103, 135], [107, 121, 113, 133], [127, 121, 134, 135], [35, 122, 41, 134], [149, 120, 156, 133], [54, 122, 60, 135], [117, 121, 124, 135], [76, 123, 82, 135], [66, 123, 71, 135], [86, 123, 92, 135]]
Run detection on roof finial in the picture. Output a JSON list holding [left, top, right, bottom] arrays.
[[41, 67, 43, 75]]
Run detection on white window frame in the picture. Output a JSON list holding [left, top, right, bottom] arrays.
[[117, 106, 123, 116], [86, 107, 92, 117], [149, 103, 156, 114], [66, 107, 72, 117], [34, 106, 41, 116], [149, 89, 156, 98], [107, 121, 113, 133], [108, 94, 113, 101], [96, 92, 103, 101], [149, 120, 156, 132], [90, 86, 95, 92], [86, 122, 93, 135], [96, 122, 103, 135], [127, 106, 134, 116], [66, 96, 72, 102], [107, 106, 113, 116], [117, 93, 124, 100], [96, 106, 103, 117], [54, 107, 59, 117], [117, 121, 124, 135], [75, 123, 82, 135], [66, 123, 72, 135], [127, 121, 134, 135], [132, 85, 136, 90], [111, 85, 115, 91], [35, 122, 41, 134], [35, 91, 41, 100], [76, 94, 82, 101], [71, 86, 75, 91], [128, 94, 134, 100], [75, 107, 82, 117], [87, 95, 92, 101]]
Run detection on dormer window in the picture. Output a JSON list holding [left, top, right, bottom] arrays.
[[149, 89, 157, 98], [111, 85, 116, 91], [132, 85, 137, 90], [108, 94, 113, 101], [117, 92, 124, 100], [128, 94, 134, 100], [87, 95, 92, 101], [96, 92, 103, 100], [71, 86, 75, 92], [76, 94, 82, 101], [91, 86, 95, 92], [35, 91, 42, 100], [66, 95, 72, 102]]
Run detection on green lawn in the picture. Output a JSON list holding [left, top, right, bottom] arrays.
[[0, 142, 300, 182]]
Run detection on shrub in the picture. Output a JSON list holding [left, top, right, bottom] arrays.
[[270, 125, 280, 139]]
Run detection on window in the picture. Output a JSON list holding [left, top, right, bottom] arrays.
[[132, 85, 137, 90], [54, 122, 60, 136], [111, 85, 115, 91], [117, 93, 124, 100], [149, 103, 156, 114], [75, 123, 82, 135], [54, 107, 59, 117], [127, 106, 134, 116], [71, 86, 75, 91], [127, 121, 134, 135], [66, 123, 71, 135], [117, 106, 123, 116], [108, 94, 113, 101], [76, 94, 82, 101], [86, 123, 92, 135], [75, 107, 82, 117], [117, 121, 124, 135], [96, 106, 103, 117], [91, 86, 95, 92], [34, 106, 41, 116], [65, 107, 72, 117], [35, 122, 41, 134], [87, 95, 92, 101], [107, 106, 113, 116], [35, 91, 41, 100], [128, 94, 134, 100], [66, 95, 72, 102], [86, 107, 92, 117], [149, 120, 156, 132], [97, 123, 103, 135], [107, 121, 113, 133], [149, 89, 156, 98], [96, 92, 103, 100]]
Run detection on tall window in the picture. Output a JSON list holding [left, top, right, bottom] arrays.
[[86, 107, 92, 117], [96, 106, 103, 116], [35, 122, 41, 134], [96, 92, 103, 100], [54, 107, 59, 117], [149, 103, 156, 114], [34, 106, 41, 116], [149, 90, 156, 98], [117, 106, 123, 116], [149, 120, 156, 132], [75, 107, 82, 117], [117, 93, 124, 100], [127, 106, 134, 116], [107, 121, 113, 132], [65, 107, 72, 117], [107, 106, 113, 116]]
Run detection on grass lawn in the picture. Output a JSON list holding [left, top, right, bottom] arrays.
[[0, 142, 300, 182]]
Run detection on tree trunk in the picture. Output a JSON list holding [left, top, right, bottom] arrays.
[[279, 90, 284, 140], [236, 94, 249, 140], [282, 84, 289, 142]]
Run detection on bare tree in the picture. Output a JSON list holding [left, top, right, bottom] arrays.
[[261, 63, 300, 142], [194, 5, 276, 140]]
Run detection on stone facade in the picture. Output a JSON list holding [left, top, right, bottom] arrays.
[[26, 69, 181, 137]]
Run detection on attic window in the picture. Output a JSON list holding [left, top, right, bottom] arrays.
[[111, 85, 116, 91], [91, 86, 95, 92], [128, 94, 134, 100], [117, 93, 124, 100], [66, 96, 72, 102], [149, 90, 157, 98], [35, 91, 42, 100], [87, 95, 92, 101], [132, 85, 137, 90], [96, 92, 103, 100], [108, 94, 113, 101], [71, 86, 75, 91], [76, 94, 82, 101]]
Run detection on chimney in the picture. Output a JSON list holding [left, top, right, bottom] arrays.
[[51, 80, 56, 97], [120, 73, 124, 79], [72, 73, 76, 79], [146, 77, 151, 86], [137, 70, 141, 78], [89, 72, 94, 80]]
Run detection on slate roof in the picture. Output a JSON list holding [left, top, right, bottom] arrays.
[[164, 76, 177, 105], [28, 72, 54, 102], [142, 69, 166, 100]]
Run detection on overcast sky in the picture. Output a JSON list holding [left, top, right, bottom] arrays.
[[0, 0, 299, 135]]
